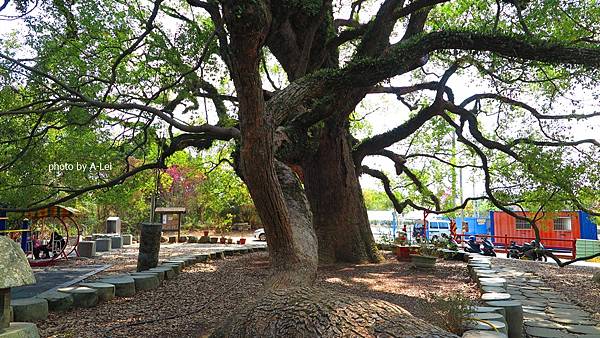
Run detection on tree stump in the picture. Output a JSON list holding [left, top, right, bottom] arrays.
[[137, 223, 162, 272], [211, 287, 457, 338]]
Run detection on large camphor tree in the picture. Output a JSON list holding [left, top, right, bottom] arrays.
[[1, 0, 600, 335]]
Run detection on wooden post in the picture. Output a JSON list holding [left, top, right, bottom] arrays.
[[572, 239, 577, 259], [177, 213, 181, 242], [505, 234, 508, 258]]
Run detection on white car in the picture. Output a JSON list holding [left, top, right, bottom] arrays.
[[254, 228, 267, 241]]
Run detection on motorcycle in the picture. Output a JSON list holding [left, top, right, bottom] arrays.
[[507, 241, 547, 261], [481, 238, 496, 257]]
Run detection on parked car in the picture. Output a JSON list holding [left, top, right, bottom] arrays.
[[254, 228, 266, 241]]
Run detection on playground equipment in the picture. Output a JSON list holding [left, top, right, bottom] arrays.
[[11, 206, 83, 267]]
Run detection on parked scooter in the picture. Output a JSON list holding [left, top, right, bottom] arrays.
[[507, 240, 547, 261], [464, 236, 481, 253], [481, 237, 496, 257]]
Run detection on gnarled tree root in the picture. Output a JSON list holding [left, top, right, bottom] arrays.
[[211, 287, 457, 338]]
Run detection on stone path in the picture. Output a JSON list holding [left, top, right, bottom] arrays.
[[465, 253, 600, 338], [11, 265, 109, 299]]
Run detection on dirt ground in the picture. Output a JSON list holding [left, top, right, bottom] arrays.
[[38, 252, 477, 338]]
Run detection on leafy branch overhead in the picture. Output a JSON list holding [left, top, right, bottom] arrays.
[[1, 0, 599, 269]]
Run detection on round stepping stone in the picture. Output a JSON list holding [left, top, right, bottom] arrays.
[[548, 302, 580, 310], [211, 251, 225, 259], [480, 277, 507, 286], [509, 294, 526, 300], [483, 286, 507, 293], [79, 282, 116, 302], [525, 326, 569, 338], [465, 320, 507, 334], [11, 297, 48, 321], [130, 273, 160, 291], [482, 293, 511, 301], [524, 319, 565, 329], [38, 291, 73, 311], [148, 266, 176, 280], [462, 330, 507, 337], [99, 276, 136, 297], [57, 286, 98, 308], [564, 325, 600, 335], [468, 312, 506, 323], [163, 263, 182, 274], [474, 306, 506, 317], [132, 271, 163, 283]]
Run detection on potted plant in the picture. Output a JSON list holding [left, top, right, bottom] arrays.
[[410, 241, 438, 269], [220, 236, 227, 244], [227, 237, 233, 244], [239, 238, 246, 245], [210, 237, 218, 244], [203, 229, 209, 237]]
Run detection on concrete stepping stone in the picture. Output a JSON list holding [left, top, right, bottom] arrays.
[[57, 286, 98, 308], [163, 263, 182, 274], [525, 326, 570, 338], [465, 320, 507, 334], [10, 297, 48, 321], [148, 266, 176, 280], [462, 330, 507, 337], [547, 308, 590, 317], [482, 293, 511, 301], [564, 325, 600, 335], [483, 286, 507, 293], [130, 273, 160, 291], [549, 316, 597, 325], [211, 251, 225, 259], [132, 271, 163, 283], [548, 302, 580, 309], [79, 282, 116, 302], [485, 300, 523, 338], [479, 277, 508, 287], [38, 291, 73, 311], [474, 306, 506, 317], [164, 260, 187, 267], [0, 322, 41, 338], [524, 319, 565, 329], [468, 312, 506, 324], [99, 276, 136, 297], [509, 294, 526, 300], [195, 254, 209, 262], [524, 312, 549, 321]]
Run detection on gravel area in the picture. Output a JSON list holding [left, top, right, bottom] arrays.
[[492, 257, 600, 320], [38, 252, 477, 337]]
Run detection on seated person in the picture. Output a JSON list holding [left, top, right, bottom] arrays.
[[50, 231, 66, 257], [32, 233, 51, 259]]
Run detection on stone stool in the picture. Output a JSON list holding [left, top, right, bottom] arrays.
[[130, 274, 160, 291], [79, 282, 115, 302], [99, 276, 136, 297], [95, 238, 112, 252], [110, 236, 123, 249], [485, 300, 523, 338], [148, 266, 175, 280], [10, 298, 48, 322], [122, 234, 133, 245], [38, 291, 73, 312], [57, 287, 98, 308], [78, 241, 96, 258]]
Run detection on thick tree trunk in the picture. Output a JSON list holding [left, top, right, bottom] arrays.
[[303, 120, 382, 264], [223, 1, 317, 288]]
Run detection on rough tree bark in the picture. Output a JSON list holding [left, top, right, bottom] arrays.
[[303, 118, 382, 264]]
